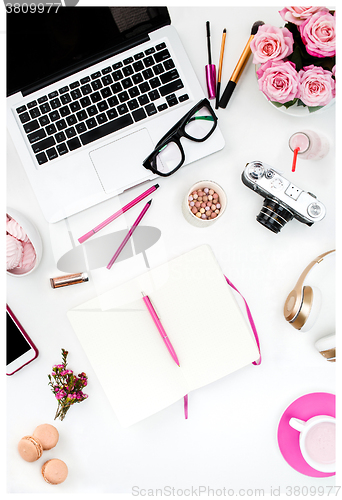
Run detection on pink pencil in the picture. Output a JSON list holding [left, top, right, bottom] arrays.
[[78, 184, 159, 244], [106, 200, 152, 270]]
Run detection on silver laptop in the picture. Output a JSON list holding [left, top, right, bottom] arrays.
[[7, 6, 224, 223]]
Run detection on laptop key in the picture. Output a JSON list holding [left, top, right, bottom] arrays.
[[61, 94, 72, 105], [67, 137, 81, 151], [128, 87, 140, 98], [102, 66, 112, 75], [139, 82, 150, 94], [80, 96, 91, 108], [27, 128, 46, 144], [19, 112, 31, 124], [46, 124, 57, 135], [102, 75, 113, 86], [143, 56, 154, 68], [91, 79, 103, 91], [132, 108, 147, 122], [145, 103, 157, 116], [80, 114, 134, 146], [112, 62, 123, 70], [101, 87, 112, 98], [153, 63, 164, 75], [80, 76, 91, 84], [38, 95, 48, 104], [66, 114, 77, 125], [76, 110, 88, 121], [16, 105, 27, 114], [150, 77, 161, 89], [59, 86, 69, 94], [39, 115, 50, 127], [179, 94, 189, 102], [56, 119, 67, 130], [132, 73, 143, 85], [123, 65, 134, 77], [65, 127, 76, 138], [36, 152, 48, 165], [49, 110, 61, 122], [128, 99, 139, 110], [160, 69, 179, 84], [98, 101, 109, 112], [111, 83, 122, 94], [122, 77, 133, 89], [71, 89, 82, 100], [117, 104, 129, 115], [133, 61, 144, 72], [23, 119, 40, 133], [157, 103, 168, 112], [148, 90, 160, 101], [60, 105, 71, 117], [29, 107, 41, 119], [91, 72, 101, 80], [108, 96, 119, 107], [90, 92, 102, 104], [113, 70, 124, 81], [27, 100, 37, 109], [87, 105, 98, 116], [154, 49, 171, 63], [97, 113, 108, 125], [81, 84, 92, 95], [70, 101, 81, 113], [145, 47, 155, 55], [32, 136, 56, 154], [48, 91, 59, 99], [138, 94, 149, 106], [142, 69, 154, 80], [123, 57, 133, 65], [118, 91, 129, 103], [56, 143, 68, 155], [86, 118, 97, 129], [40, 103, 51, 114], [70, 81, 80, 89], [156, 42, 166, 51], [55, 132, 66, 143], [159, 79, 184, 97], [76, 123, 87, 134], [107, 108, 118, 120], [46, 147, 58, 160], [134, 52, 144, 60]]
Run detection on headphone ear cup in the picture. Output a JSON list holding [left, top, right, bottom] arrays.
[[300, 286, 322, 332]]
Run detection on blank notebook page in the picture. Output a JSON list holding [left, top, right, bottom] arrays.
[[68, 245, 260, 426]]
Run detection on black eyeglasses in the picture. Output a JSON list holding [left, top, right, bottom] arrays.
[[142, 99, 218, 177]]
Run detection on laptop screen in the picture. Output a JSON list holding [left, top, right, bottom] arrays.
[[7, 6, 170, 97]]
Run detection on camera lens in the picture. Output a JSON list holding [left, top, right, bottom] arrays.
[[256, 198, 294, 233]]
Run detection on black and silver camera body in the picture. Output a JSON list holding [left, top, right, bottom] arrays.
[[242, 161, 326, 233]]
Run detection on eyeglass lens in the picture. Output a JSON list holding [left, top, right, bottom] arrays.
[[155, 105, 215, 175]]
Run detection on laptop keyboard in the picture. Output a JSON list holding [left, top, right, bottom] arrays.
[[15, 42, 189, 166]]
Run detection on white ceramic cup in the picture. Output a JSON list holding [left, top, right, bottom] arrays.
[[289, 415, 336, 473], [182, 180, 227, 228]]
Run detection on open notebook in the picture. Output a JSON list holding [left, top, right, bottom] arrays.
[[67, 245, 260, 427]]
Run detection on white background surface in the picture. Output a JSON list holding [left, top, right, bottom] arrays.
[[5, 2, 339, 497]]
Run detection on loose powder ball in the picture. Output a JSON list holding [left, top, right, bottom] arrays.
[[188, 188, 221, 220]]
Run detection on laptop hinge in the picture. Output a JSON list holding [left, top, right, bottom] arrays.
[[22, 34, 150, 97]]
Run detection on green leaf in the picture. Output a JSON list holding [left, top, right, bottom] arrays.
[[270, 101, 283, 108], [283, 98, 298, 109], [308, 106, 323, 113]]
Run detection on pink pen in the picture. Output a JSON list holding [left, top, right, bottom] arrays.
[[78, 184, 159, 244], [106, 200, 152, 270], [141, 292, 180, 366]]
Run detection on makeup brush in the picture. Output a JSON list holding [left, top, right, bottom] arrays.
[[205, 21, 216, 99], [215, 28, 227, 109], [219, 20, 264, 109]]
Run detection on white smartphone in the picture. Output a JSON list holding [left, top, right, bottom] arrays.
[[6, 304, 39, 375]]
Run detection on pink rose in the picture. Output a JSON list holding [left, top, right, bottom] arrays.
[[299, 65, 335, 106], [279, 7, 329, 26], [257, 60, 300, 104], [299, 11, 336, 58], [250, 24, 294, 64]]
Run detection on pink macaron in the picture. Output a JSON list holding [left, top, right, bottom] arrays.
[[33, 424, 59, 450], [41, 459, 68, 485], [18, 436, 43, 462]]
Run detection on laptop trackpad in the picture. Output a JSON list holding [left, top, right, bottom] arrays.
[[90, 128, 155, 194]]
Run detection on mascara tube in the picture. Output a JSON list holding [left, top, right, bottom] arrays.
[[50, 272, 89, 289]]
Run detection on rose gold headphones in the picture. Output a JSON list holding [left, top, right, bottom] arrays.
[[284, 249, 335, 331]]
